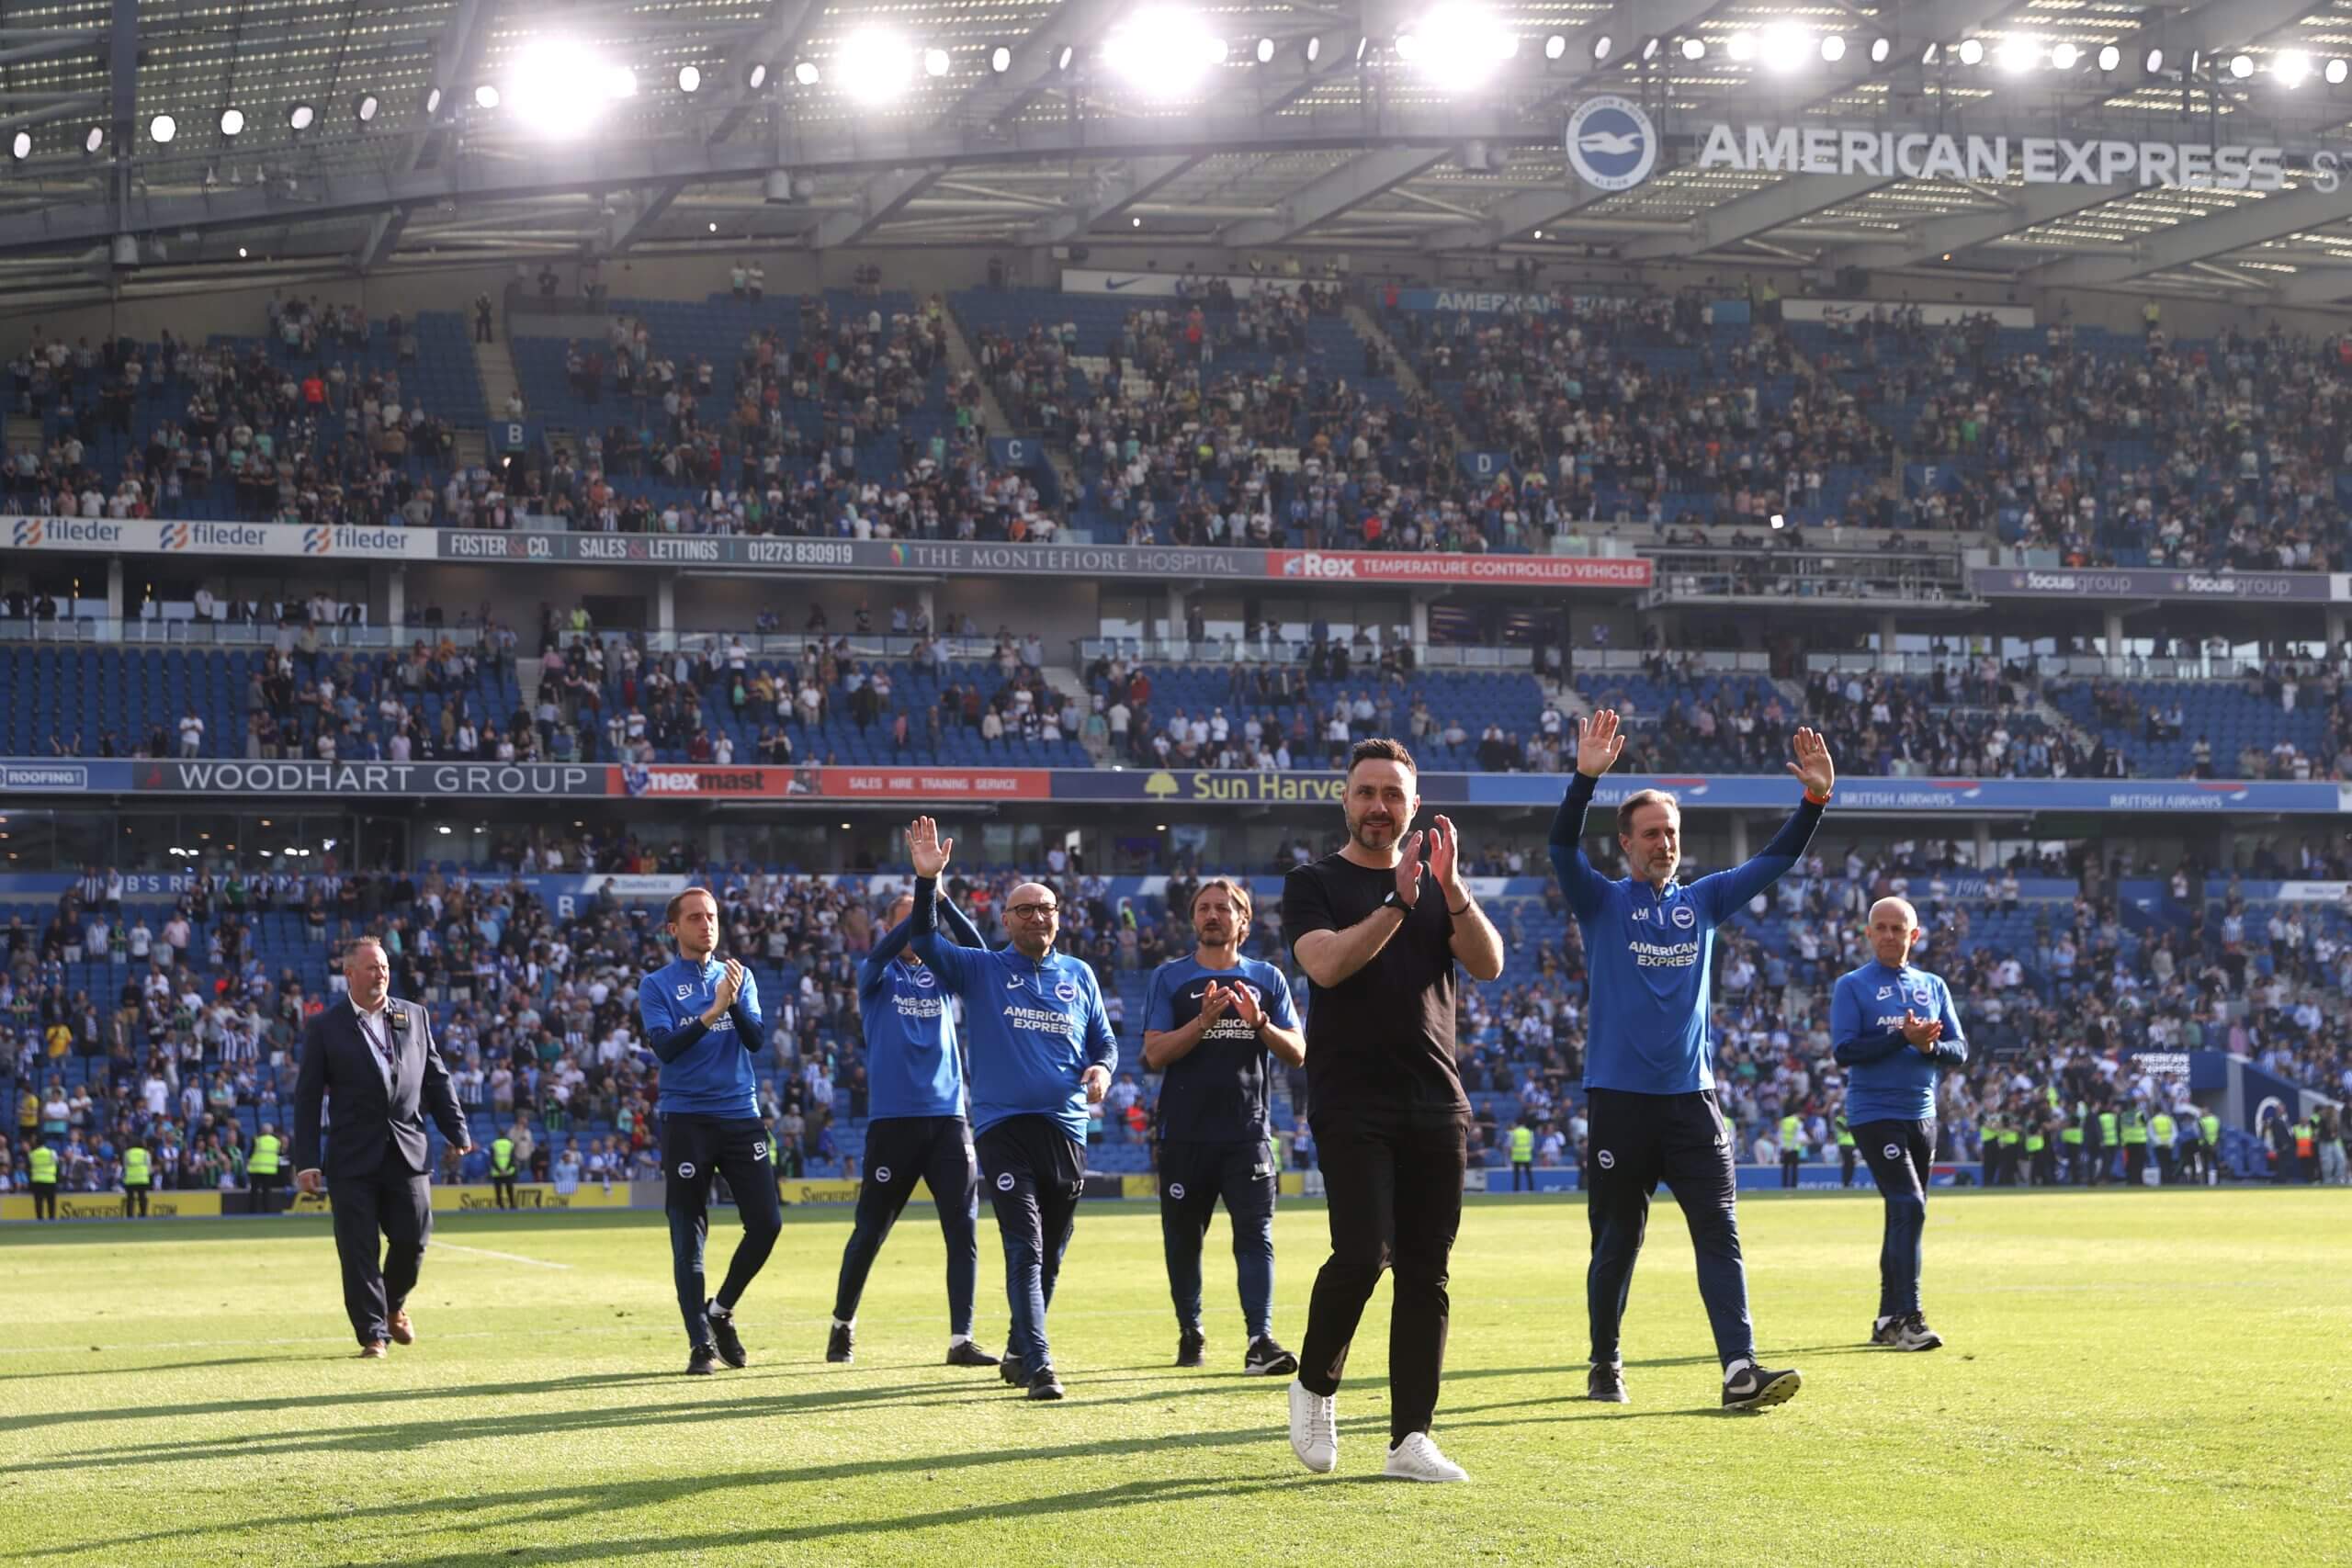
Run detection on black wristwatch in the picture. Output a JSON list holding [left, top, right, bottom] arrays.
[[1382, 889, 1413, 913]]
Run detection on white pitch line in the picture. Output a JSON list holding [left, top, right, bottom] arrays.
[[434, 1241, 571, 1269]]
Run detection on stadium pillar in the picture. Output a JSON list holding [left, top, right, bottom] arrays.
[[1166, 584, 1187, 649], [105, 558, 122, 625], [1876, 613, 1898, 667], [1410, 589, 1436, 657], [657, 572, 676, 639], [916, 585, 936, 640], [386, 567, 406, 634], [2326, 608, 2345, 655], [2103, 611, 2125, 666], [1728, 816, 1750, 865], [1974, 819, 1993, 871]]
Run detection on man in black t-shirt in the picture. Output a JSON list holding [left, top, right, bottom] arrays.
[[1278, 738, 1505, 1484]]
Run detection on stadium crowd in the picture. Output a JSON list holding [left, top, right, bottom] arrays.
[[6, 827, 2350, 1203]]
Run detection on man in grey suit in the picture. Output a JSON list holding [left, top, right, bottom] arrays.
[[295, 936, 471, 1357]]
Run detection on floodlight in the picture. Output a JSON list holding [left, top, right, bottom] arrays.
[[1820, 34, 1846, 63], [220, 107, 246, 135], [1680, 37, 1705, 61], [1871, 37, 1891, 62], [2328, 57, 2349, 85], [288, 102, 316, 130], [1726, 33, 1755, 62], [475, 84, 501, 108], [355, 92, 380, 123], [83, 125, 104, 153], [508, 39, 633, 138], [923, 47, 951, 76], [1543, 33, 1566, 61], [2097, 44, 2120, 72], [2275, 50, 2312, 86], [2143, 47, 2163, 73], [1996, 37, 2037, 73], [989, 44, 1012, 72], [1395, 4, 1515, 87], [2229, 53, 2254, 78], [677, 64, 702, 92], [1758, 23, 1807, 72], [1101, 7, 1226, 97], [2050, 42, 2078, 70], [1591, 34, 1611, 62], [836, 30, 914, 103], [792, 60, 819, 85], [8, 131, 28, 160], [149, 114, 175, 144]]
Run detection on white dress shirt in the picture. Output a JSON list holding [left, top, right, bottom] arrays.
[[355, 1001, 396, 1092]]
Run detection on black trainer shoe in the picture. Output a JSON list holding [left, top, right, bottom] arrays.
[[1175, 1328, 1206, 1368], [1243, 1337, 1298, 1377], [825, 1323, 854, 1364], [1894, 1313, 1944, 1352], [686, 1343, 719, 1376], [1722, 1362, 1802, 1410], [707, 1301, 747, 1369], [1027, 1363, 1066, 1401], [999, 1353, 1027, 1386], [1870, 1317, 1901, 1348], [1587, 1363, 1629, 1403], [946, 1340, 1001, 1368]]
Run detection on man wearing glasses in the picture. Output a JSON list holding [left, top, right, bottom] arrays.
[[907, 816, 1117, 1402]]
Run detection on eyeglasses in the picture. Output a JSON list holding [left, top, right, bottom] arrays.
[[1009, 902, 1060, 919]]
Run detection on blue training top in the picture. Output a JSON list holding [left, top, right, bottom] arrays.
[[910, 878, 1118, 1142], [1143, 953, 1300, 1144], [1548, 770, 1824, 1095], [857, 896, 987, 1121], [1831, 959, 1967, 1123], [639, 953, 766, 1119]]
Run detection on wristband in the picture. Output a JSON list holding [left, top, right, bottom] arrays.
[[1447, 899, 1471, 917], [1804, 788, 1831, 806]]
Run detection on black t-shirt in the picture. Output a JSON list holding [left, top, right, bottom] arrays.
[[1282, 852, 1466, 1123]]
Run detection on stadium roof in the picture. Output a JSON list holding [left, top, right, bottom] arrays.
[[11, 0, 2352, 305]]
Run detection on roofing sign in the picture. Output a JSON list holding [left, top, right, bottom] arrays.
[[1568, 104, 2335, 193]]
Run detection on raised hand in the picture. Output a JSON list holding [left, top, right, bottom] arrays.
[[1198, 981, 1235, 1026], [712, 959, 744, 1010], [1577, 709, 1627, 778], [1227, 981, 1265, 1031], [1901, 1010, 1943, 1050], [1787, 727, 1836, 797], [906, 815, 952, 878], [1395, 829, 1426, 908], [1428, 813, 1462, 896]]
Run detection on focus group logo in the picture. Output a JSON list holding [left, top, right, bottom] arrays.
[[1566, 96, 1658, 190]]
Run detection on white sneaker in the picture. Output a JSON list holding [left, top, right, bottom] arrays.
[[1287, 1378, 1337, 1473], [1383, 1432, 1468, 1483]]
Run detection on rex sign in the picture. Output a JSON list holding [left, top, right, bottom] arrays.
[[1267, 550, 1652, 587]]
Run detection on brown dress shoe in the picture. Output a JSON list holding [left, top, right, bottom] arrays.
[[388, 1310, 415, 1346], [358, 1341, 388, 1359]]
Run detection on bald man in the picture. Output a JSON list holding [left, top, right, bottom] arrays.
[[1831, 897, 1967, 1353], [907, 818, 1117, 1401]]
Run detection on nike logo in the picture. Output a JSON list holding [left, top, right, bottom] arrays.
[[1103, 276, 1145, 290], [1006, 976, 1027, 989]]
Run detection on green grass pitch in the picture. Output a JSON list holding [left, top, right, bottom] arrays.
[[2, 1190, 2346, 1566]]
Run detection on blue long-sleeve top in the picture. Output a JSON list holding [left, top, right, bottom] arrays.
[[1832, 959, 1967, 1123], [857, 896, 987, 1121], [639, 953, 765, 1118], [1548, 770, 1825, 1094], [910, 876, 1117, 1141]]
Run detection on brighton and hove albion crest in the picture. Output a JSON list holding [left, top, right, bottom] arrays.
[[1566, 96, 1657, 191]]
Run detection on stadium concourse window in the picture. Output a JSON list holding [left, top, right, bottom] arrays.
[[0, 809, 110, 871]]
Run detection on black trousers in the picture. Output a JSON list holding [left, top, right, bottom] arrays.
[[977, 1114, 1087, 1371], [1780, 1150, 1801, 1189], [250, 1173, 279, 1213], [1585, 1088, 1753, 1371], [2123, 1143, 2147, 1186], [123, 1186, 148, 1217], [492, 1173, 518, 1208], [1158, 1138, 1278, 1340], [1839, 1145, 1858, 1188], [328, 1164, 433, 1346], [832, 1114, 979, 1335], [663, 1113, 784, 1348], [1854, 1119, 1935, 1319], [1297, 1107, 1466, 1447], [30, 1181, 55, 1220]]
